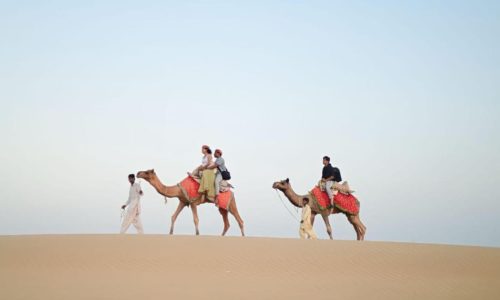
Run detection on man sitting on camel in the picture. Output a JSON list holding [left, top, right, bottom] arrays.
[[321, 156, 341, 207], [207, 148, 232, 206]]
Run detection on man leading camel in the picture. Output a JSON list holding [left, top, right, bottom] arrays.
[[120, 174, 144, 234], [321, 156, 342, 208], [300, 197, 317, 240]]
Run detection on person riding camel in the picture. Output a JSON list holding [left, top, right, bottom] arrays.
[[207, 148, 231, 206], [196, 146, 217, 202], [188, 145, 213, 179], [321, 156, 342, 208]]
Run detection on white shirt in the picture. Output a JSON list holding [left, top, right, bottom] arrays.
[[125, 182, 142, 210], [202, 155, 210, 167]]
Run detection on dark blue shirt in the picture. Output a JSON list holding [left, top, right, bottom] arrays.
[[322, 164, 342, 182]]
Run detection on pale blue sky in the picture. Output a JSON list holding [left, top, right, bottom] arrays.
[[1, 1, 499, 246]]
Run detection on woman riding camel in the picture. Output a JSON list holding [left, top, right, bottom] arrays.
[[188, 145, 217, 203], [188, 145, 213, 179]]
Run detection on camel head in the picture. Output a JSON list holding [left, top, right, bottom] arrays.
[[272, 178, 290, 191], [137, 169, 156, 182]]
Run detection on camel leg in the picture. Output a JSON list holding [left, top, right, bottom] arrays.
[[169, 201, 187, 235], [346, 215, 360, 240], [321, 213, 333, 240], [347, 214, 365, 241], [355, 215, 366, 240], [353, 215, 366, 240], [190, 204, 200, 235], [219, 208, 230, 236], [228, 199, 245, 237]]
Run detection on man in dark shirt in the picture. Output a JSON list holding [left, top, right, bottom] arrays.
[[321, 156, 342, 207]]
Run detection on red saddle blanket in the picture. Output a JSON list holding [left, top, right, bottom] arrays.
[[310, 186, 360, 215], [178, 177, 233, 210], [216, 191, 233, 211], [179, 176, 200, 201]]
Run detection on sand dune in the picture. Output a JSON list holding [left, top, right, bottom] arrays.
[[1, 235, 499, 299]]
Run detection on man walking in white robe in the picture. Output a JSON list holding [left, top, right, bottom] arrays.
[[120, 174, 144, 234], [299, 197, 317, 240]]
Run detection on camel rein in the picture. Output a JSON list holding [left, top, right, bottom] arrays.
[[274, 189, 300, 222], [121, 180, 167, 220], [138, 179, 168, 204]]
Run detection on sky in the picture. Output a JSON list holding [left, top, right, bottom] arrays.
[[1, 1, 499, 247]]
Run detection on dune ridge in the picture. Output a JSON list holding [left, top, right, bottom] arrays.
[[1, 235, 499, 299]]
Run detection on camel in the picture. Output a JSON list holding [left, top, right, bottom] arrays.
[[272, 178, 366, 240], [137, 169, 245, 236]]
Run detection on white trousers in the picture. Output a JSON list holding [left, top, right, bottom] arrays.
[[120, 206, 144, 234], [299, 226, 317, 239], [325, 180, 334, 201]]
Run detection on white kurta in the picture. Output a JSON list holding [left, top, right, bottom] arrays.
[[299, 204, 317, 239], [120, 182, 144, 234]]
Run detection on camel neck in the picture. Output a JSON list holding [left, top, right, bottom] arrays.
[[149, 175, 178, 198], [283, 187, 305, 208]]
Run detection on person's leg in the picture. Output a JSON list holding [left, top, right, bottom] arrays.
[[132, 214, 144, 234], [325, 181, 334, 206], [214, 173, 222, 205], [307, 227, 317, 240], [189, 166, 201, 178], [120, 211, 133, 234], [299, 227, 307, 239]]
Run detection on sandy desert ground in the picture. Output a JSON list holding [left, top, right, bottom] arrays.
[[1, 235, 499, 300]]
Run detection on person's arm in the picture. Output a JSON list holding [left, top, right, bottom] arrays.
[[207, 158, 218, 170], [301, 208, 310, 224], [301, 207, 308, 223], [203, 155, 215, 170], [333, 168, 342, 182], [321, 167, 328, 181], [122, 195, 131, 209], [200, 155, 213, 170], [133, 183, 140, 195], [208, 158, 223, 170]]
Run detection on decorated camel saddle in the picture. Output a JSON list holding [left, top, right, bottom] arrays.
[[310, 181, 360, 214], [178, 176, 234, 211], [318, 180, 354, 194]]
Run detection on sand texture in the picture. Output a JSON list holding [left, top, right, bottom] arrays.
[[1, 235, 500, 299]]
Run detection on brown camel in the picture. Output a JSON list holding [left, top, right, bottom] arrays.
[[137, 169, 245, 236], [272, 178, 366, 240]]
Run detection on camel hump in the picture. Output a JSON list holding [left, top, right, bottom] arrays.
[[310, 186, 331, 210], [310, 185, 359, 214], [179, 176, 201, 202]]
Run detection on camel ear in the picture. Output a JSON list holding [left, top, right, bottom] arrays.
[[285, 178, 289, 183], [152, 169, 155, 172]]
